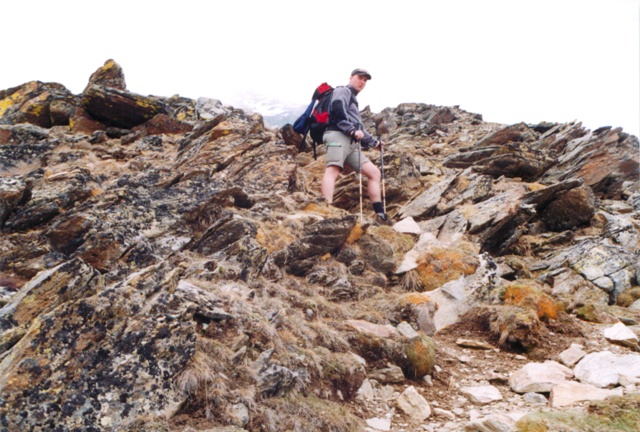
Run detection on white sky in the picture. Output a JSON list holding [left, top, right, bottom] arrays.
[[2, 0, 639, 137]]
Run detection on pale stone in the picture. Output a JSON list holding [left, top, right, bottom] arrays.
[[395, 233, 441, 273], [509, 361, 573, 393], [356, 379, 375, 402], [603, 322, 639, 349], [557, 343, 586, 367], [523, 392, 548, 405], [460, 385, 503, 405], [574, 351, 640, 388], [550, 381, 624, 408], [464, 412, 526, 432], [433, 408, 456, 420], [395, 385, 431, 421], [396, 321, 420, 339], [229, 403, 249, 427], [368, 365, 405, 384], [630, 299, 640, 310], [345, 319, 399, 338], [366, 417, 391, 431], [393, 217, 422, 234]]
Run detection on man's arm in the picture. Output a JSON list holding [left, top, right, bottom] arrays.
[[330, 87, 357, 137]]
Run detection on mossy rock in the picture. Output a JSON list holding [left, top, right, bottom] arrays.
[[503, 282, 559, 321], [414, 246, 479, 291], [395, 332, 436, 379]]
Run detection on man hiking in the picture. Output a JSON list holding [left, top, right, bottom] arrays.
[[320, 68, 390, 224]]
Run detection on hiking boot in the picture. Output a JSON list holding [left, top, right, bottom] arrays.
[[375, 212, 392, 226]]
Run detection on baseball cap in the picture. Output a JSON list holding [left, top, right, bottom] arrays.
[[351, 68, 372, 80]]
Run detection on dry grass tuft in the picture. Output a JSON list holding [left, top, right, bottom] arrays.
[[402, 269, 425, 292], [250, 394, 363, 432], [616, 287, 640, 307]]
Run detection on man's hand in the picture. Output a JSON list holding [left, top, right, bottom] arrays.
[[353, 130, 365, 140]]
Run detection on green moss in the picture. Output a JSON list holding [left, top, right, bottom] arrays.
[[515, 393, 640, 432], [255, 394, 363, 432], [400, 333, 436, 379], [575, 304, 600, 323]]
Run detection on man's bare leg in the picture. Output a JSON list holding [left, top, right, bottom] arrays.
[[321, 165, 342, 203]]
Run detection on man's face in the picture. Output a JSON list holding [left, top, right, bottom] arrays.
[[350, 73, 369, 92]]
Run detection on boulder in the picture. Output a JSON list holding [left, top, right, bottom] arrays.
[[574, 351, 640, 388], [82, 84, 167, 129], [508, 361, 573, 393]]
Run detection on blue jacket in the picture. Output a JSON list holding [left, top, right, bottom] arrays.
[[327, 85, 377, 148]]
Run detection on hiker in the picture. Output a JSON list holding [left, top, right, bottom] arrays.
[[321, 68, 389, 224]]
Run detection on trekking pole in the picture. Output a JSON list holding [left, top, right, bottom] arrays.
[[376, 120, 390, 213], [358, 140, 363, 224]]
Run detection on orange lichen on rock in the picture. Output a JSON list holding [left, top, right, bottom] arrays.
[[503, 283, 559, 321], [400, 292, 432, 306], [415, 247, 479, 291]]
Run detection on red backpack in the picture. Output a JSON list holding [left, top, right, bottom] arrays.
[[292, 83, 334, 159]]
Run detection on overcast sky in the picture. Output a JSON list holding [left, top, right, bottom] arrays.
[[2, 0, 639, 137]]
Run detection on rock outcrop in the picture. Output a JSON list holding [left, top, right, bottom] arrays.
[[0, 60, 639, 432]]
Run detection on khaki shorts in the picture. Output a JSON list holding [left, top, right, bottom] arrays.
[[323, 130, 370, 172]]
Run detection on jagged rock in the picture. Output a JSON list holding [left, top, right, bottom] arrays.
[[397, 176, 456, 220], [540, 126, 640, 199], [1, 60, 639, 431], [0, 123, 50, 145], [4, 168, 99, 233], [0, 263, 213, 430], [541, 185, 596, 231], [0, 81, 75, 128], [443, 123, 553, 179], [85, 59, 127, 91], [541, 238, 638, 303], [0, 178, 27, 229], [548, 267, 610, 312], [133, 113, 193, 136], [0, 258, 102, 332], [196, 97, 229, 119], [393, 217, 422, 235], [557, 343, 587, 367], [276, 216, 358, 275], [603, 322, 640, 350], [82, 84, 167, 129], [359, 233, 395, 274], [415, 253, 497, 332]]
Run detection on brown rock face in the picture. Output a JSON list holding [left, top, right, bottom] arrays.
[[81, 85, 168, 129], [542, 186, 596, 231], [0, 60, 638, 431], [84, 58, 127, 91], [0, 81, 75, 128]]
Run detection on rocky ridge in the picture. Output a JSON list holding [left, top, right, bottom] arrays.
[[0, 59, 639, 432]]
